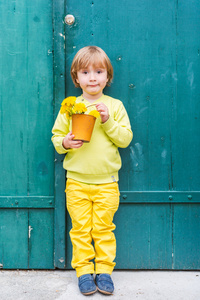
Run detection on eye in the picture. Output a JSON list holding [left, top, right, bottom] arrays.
[[79, 69, 88, 74], [96, 70, 102, 74]]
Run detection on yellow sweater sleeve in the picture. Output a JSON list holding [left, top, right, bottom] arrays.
[[101, 101, 133, 148], [51, 112, 72, 154]]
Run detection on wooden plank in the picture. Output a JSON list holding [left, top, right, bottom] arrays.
[[29, 209, 54, 269], [0, 1, 28, 195], [115, 204, 172, 269], [171, 1, 200, 191], [66, 211, 73, 269], [25, 1, 54, 196], [0, 196, 54, 208], [0, 209, 28, 269], [115, 0, 176, 192], [0, 0, 54, 197], [119, 191, 200, 204], [53, 0, 68, 269], [173, 204, 200, 269]]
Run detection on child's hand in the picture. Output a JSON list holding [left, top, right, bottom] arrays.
[[62, 132, 83, 149], [95, 102, 109, 123]]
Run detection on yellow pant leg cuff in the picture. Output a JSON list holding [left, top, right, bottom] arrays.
[[76, 265, 95, 278], [95, 264, 114, 275]]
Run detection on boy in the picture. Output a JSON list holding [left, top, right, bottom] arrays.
[[52, 46, 133, 295]]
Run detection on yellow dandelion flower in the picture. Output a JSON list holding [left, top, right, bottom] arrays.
[[65, 111, 70, 118], [60, 97, 89, 117], [60, 104, 67, 114], [60, 96, 77, 116], [61, 96, 76, 106], [88, 110, 100, 118], [73, 103, 87, 114]]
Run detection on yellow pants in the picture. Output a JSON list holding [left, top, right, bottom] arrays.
[[66, 178, 120, 277]]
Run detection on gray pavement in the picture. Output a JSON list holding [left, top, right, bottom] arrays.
[[0, 270, 199, 300]]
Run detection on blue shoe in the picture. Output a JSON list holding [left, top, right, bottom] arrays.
[[78, 274, 97, 295], [95, 273, 114, 295]]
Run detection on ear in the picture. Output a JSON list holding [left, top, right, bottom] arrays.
[[76, 78, 80, 84]]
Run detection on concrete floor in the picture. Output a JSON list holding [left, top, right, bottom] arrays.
[[0, 270, 199, 300]]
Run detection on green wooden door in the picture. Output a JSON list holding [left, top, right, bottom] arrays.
[[0, 1, 54, 268], [54, 0, 200, 270], [1, 0, 199, 270]]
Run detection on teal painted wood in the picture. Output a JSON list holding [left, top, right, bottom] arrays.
[[0, 209, 54, 269], [119, 192, 200, 204], [53, 0, 68, 269], [171, 1, 200, 191], [0, 196, 54, 208], [59, 0, 200, 270], [0, 0, 54, 197], [173, 205, 200, 269], [29, 209, 54, 269], [0, 210, 28, 269], [66, 211, 73, 269], [64, 0, 176, 192], [115, 204, 173, 269], [0, 0, 55, 269]]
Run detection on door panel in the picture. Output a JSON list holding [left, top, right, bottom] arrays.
[[0, 207, 54, 269], [115, 204, 172, 269], [0, 0, 54, 269], [64, 0, 176, 192], [0, 210, 28, 269], [173, 2, 200, 191], [1, 0, 199, 270], [173, 204, 200, 269], [29, 209, 54, 269], [60, 0, 200, 270], [0, 0, 54, 197]]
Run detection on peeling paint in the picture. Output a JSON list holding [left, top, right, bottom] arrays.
[[161, 149, 167, 159], [187, 62, 195, 89], [161, 70, 169, 80], [130, 143, 145, 171], [59, 33, 65, 40], [7, 51, 23, 56], [143, 78, 152, 85], [171, 72, 177, 81]]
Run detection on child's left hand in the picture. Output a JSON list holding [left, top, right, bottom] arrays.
[[95, 102, 109, 123]]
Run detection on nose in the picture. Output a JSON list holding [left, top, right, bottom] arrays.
[[89, 71, 96, 81]]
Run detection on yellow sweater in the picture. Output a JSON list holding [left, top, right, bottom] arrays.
[[52, 94, 133, 184]]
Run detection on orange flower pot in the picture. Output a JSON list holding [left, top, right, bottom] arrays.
[[72, 114, 96, 142]]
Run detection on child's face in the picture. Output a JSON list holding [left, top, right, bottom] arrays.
[[76, 64, 108, 100]]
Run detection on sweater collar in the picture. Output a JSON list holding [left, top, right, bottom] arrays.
[[79, 94, 105, 105]]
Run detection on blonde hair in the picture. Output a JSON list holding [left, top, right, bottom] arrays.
[[71, 46, 113, 88]]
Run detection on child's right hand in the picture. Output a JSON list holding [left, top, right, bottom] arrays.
[[62, 132, 83, 149]]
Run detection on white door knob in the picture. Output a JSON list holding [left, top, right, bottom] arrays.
[[64, 14, 75, 25]]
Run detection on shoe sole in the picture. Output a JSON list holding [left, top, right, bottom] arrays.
[[97, 287, 113, 295], [82, 287, 97, 296]]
